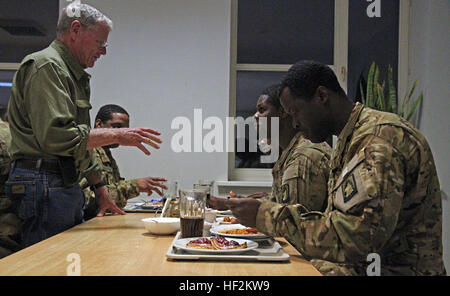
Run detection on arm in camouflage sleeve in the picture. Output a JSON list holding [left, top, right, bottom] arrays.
[[106, 179, 140, 202], [81, 177, 139, 210], [0, 126, 11, 178], [278, 154, 329, 211], [82, 150, 102, 180], [268, 187, 276, 202], [256, 133, 406, 263]]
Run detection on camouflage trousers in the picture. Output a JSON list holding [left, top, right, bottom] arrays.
[[0, 195, 22, 259], [310, 259, 363, 276]]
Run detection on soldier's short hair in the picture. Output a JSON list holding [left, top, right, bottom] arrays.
[[95, 104, 129, 123], [56, 3, 113, 37], [260, 84, 282, 110], [281, 60, 346, 101]]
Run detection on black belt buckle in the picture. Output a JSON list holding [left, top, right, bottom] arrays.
[[57, 157, 78, 187]]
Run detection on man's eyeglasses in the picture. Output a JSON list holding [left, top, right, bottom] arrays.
[[96, 40, 108, 51]]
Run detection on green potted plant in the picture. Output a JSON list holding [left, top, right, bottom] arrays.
[[360, 62, 423, 123]]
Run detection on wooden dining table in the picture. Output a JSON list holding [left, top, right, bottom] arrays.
[[0, 213, 321, 276]]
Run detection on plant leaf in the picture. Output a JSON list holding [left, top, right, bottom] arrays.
[[406, 92, 423, 121], [367, 62, 376, 108], [402, 79, 417, 116], [387, 65, 397, 113], [377, 83, 386, 111], [360, 80, 366, 104], [374, 64, 380, 108]]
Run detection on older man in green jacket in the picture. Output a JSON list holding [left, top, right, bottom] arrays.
[[6, 3, 162, 248]]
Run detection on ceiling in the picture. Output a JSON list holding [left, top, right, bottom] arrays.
[[0, 0, 59, 63]]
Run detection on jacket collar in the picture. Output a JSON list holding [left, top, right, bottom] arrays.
[[51, 39, 90, 81]]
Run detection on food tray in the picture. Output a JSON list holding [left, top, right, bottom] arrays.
[[166, 232, 290, 262], [124, 203, 163, 213]]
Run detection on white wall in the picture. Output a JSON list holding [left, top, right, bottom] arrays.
[[60, 0, 232, 194], [409, 0, 450, 272]]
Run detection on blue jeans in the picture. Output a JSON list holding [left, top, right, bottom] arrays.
[[5, 166, 85, 248]]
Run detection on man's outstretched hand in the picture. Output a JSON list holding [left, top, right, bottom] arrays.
[[136, 177, 168, 196], [115, 127, 162, 155]]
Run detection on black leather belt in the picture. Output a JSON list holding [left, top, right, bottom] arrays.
[[14, 159, 60, 174]]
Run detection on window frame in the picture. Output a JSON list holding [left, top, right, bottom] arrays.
[[228, 0, 409, 182], [0, 63, 20, 71], [0, 64, 19, 109]]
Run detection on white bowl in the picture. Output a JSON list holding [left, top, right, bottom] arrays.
[[141, 217, 180, 235]]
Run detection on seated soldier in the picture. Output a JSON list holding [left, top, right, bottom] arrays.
[[0, 118, 21, 258], [253, 84, 331, 210], [80, 104, 167, 220], [215, 61, 446, 276], [210, 84, 332, 212]]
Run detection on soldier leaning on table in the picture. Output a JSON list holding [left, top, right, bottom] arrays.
[[215, 60, 446, 276], [209, 84, 331, 216], [0, 118, 22, 258], [6, 3, 162, 248], [210, 84, 331, 213], [253, 84, 331, 210], [80, 105, 167, 220]]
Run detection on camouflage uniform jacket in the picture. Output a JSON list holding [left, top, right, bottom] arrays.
[[0, 120, 22, 258], [256, 103, 446, 276], [80, 147, 139, 219], [270, 132, 331, 212]]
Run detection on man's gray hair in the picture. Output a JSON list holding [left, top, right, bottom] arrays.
[[56, 3, 113, 37]]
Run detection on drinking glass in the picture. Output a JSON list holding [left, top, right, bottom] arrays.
[[179, 189, 206, 238]]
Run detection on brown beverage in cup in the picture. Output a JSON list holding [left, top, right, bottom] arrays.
[[180, 216, 204, 238], [179, 189, 206, 238]]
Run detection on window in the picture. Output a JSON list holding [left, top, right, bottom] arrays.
[[0, 0, 58, 63], [229, 0, 348, 181], [229, 0, 408, 181], [0, 70, 16, 109], [0, 0, 59, 110], [347, 0, 400, 102]]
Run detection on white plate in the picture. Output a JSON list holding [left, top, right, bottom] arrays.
[[173, 237, 258, 254], [215, 210, 233, 216], [216, 216, 237, 224], [210, 224, 270, 240]]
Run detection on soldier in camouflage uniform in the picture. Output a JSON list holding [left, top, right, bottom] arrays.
[[253, 84, 331, 211], [80, 105, 167, 220], [221, 61, 446, 276], [0, 119, 21, 258], [269, 133, 330, 210]]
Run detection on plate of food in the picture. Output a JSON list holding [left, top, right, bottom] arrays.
[[210, 224, 270, 240], [141, 199, 164, 209], [173, 236, 258, 254], [215, 209, 233, 217], [216, 216, 239, 224]]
